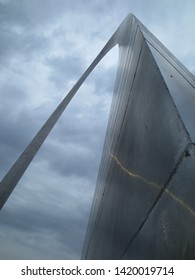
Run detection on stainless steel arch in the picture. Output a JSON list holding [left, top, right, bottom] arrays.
[[82, 15, 195, 259], [0, 13, 133, 210], [1, 14, 195, 260]]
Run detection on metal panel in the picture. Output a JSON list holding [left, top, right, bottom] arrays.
[[83, 15, 195, 260], [123, 145, 195, 259], [148, 44, 195, 141]]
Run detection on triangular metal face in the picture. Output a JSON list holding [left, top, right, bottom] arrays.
[[137, 20, 195, 141], [147, 43, 195, 141], [83, 15, 195, 260]]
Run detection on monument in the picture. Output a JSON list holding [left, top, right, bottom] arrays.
[[0, 14, 195, 259], [82, 15, 195, 259]]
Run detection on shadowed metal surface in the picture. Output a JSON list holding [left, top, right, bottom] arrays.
[[1, 14, 195, 259], [82, 15, 195, 259]]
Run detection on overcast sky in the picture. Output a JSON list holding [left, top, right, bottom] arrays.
[[0, 0, 195, 260]]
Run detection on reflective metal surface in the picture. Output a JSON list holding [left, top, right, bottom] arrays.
[[82, 15, 195, 259], [1, 14, 195, 259]]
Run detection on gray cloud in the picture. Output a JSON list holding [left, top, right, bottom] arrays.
[[46, 55, 85, 89], [0, 0, 195, 260], [0, 28, 50, 62]]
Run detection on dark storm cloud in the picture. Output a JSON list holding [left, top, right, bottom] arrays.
[[0, 205, 86, 259], [46, 55, 85, 89], [0, 0, 195, 261], [38, 57, 116, 180], [0, 27, 50, 63], [45, 142, 100, 179], [0, 155, 93, 259], [0, 80, 53, 177], [0, 0, 71, 28], [0, 2, 54, 66], [88, 64, 118, 97], [1, 198, 87, 243], [34, 85, 112, 180], [0, 0, 111, 33], [0, 85, 31, 174]]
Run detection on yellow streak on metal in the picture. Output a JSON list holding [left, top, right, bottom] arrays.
[[111, 153, 161, 191], [164, 190, 195, 218], [111, 153, 195, 218]]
